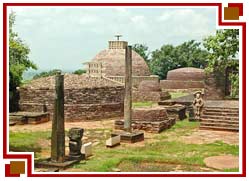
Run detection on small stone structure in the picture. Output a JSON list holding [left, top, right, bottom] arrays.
[[9, 112, 50, 125], [115, 107, 175, 133], [81, 142, 92, 158], [162, 104, 187, 121], [133, 80, 171, 102], [160, 67, 205, 91], [106, 135, 121, 148], [68, 128, 84, 160]]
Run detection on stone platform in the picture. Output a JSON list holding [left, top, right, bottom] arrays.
[[162, 104, 187, 121], [115, 107, 176, 133], [9, 112, 50, 126], [111, 131, 144, 143], [35, 156, 82, 170]]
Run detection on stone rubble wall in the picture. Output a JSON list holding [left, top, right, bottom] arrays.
[[19, 86, 124, 121], [160, 80, 205, 90], [106, 75, 159, 88], [204, 73, 225, 100], [115, 107, 176, 133], [132, 91, 168, 102]]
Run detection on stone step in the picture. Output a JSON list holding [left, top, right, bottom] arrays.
[[204, 107, 239, 113], [201, 115, 239, 121], [203, 112, 239, 117], [200, 121, 239, 127], [200, 118, 239, 124], [200, 125, 239, 132]]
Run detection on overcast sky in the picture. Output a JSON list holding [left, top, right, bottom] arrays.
[[11, 7, 217, 72]]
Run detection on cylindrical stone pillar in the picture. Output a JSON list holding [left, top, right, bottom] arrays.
[[124, 46, 132, 133], [51, 71, 65, 162]]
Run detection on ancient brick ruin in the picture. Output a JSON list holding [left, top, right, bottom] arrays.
[[160, 67, 205, 91], [115, 107, 175, 133], [86, 40, 151, 77], [133, 80, 171, 102], [19, 74, 124, 121]]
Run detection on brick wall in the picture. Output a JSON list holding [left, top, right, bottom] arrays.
[[204, 72, 225, 100], [160, 80, 205, 90], [19, 86, 124, 121]]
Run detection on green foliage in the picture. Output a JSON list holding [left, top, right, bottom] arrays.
[[33, 69, 61, 79], [229, 73, 239, 98], [9, 12, 37, 111], [150, 40, 209, 79], [73, 69, 86, 75], [132, 43, 150, 63], [203, 29, 239, 73], [203, 29, 239, 97], [9, 12, 37, 89]]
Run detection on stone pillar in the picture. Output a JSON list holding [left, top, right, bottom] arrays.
[[51, 72, 65, 162], [124, 46, 132, 133]]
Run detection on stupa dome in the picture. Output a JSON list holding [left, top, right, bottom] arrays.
[[166, 67, 205, 81], [89, 40, 151, 76]]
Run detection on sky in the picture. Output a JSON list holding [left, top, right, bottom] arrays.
[[10, 7, 217, 72]]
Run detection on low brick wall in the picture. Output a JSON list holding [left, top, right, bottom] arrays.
[[160, 80, 204, 90], [19, 86, 124, 121], [107, 75, 159, 88], [115, 107, 176, 133], [132, 91, 170, 102]]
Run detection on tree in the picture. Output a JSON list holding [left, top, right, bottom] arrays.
[[203, 29, 239, 72], [73, 69, 86, 75], [33, 69, 62, 79], [203, 29, 239, 97], [149, 40, 209, 79], [132, 44, 150, 63], [9, 12, 37, 111]]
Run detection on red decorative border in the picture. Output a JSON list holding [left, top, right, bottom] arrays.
[[2, 3, 246, 177]]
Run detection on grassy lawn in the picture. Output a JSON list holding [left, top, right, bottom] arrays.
[[9, 120, 239, 172], [132, 101, 156, 108], [169, 92, 189, 99]]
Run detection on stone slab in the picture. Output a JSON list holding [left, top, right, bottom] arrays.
[[111, 131, 144, 143], [9, 112, 50, 125], [35, 157, 80, 169], [204, 155, 239, 170], [106, 135, 121, 147], [81, 142, 93, 158]]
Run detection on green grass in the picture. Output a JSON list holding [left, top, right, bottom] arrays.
[[170, 92, 189, 99], [132, 101, 155, 108], [9, 120, 239, 172], [9, 131, 51, 157], [9, 131, 51, 151], [223, 168, 240, 172]]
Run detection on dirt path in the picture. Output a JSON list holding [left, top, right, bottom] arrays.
[[9, 118, 118, 132], [10, 118, 239, 145]]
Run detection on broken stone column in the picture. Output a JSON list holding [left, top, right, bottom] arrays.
[[51, 71, 65, 162], [68, 128, 84, 160], [124, 45, 132, 133]]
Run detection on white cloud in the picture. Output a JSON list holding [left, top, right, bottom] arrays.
[[9, 7, 216, 71], [131, 15, 145, 23]]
